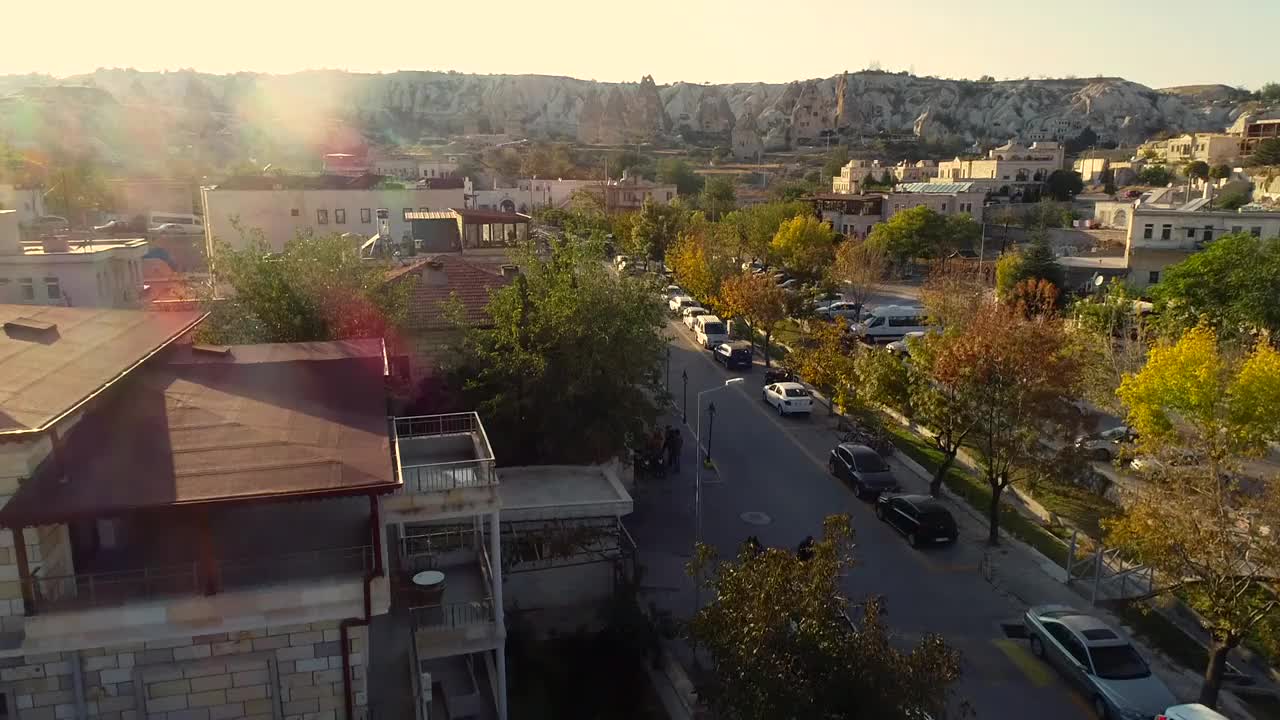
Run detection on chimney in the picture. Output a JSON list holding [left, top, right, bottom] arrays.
[[500, 264, 520, 280], [0, 210, 19, 256], [1202, 181, 1213, 202], [41, 235, 71, 254]]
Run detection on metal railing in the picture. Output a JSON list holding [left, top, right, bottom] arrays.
[[394, 412, 487, 442], [409, 600, 495, 632], [399, 459, 497, 493], [25, 545, 373, 615]]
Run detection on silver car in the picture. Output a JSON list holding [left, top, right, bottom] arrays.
[[1024, 605, 1176, 719]]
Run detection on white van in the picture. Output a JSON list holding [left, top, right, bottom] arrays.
[[851, 305, 929, 343], [148, 212, 204, 235], [694, 315, 729, 349]]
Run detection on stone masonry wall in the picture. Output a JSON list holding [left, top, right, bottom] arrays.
[[0, 621, 368, 720]]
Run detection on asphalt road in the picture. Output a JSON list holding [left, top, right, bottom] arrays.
[[627, 315, 1091, 720]]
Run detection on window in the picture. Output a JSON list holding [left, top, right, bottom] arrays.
[[43, 276, 61, 300], [1185, 227, 1196, 239], [1088, 644, 1150, 680], [291, 208, 300, 217], [316, 209, 328, 225], [1142, 224, 1153, 240], [335, 209, 346, 225], [1231, 226, 1242, 234], [941, 203, 948, 212], [1203, 226, 1213, 242], [18, 278, 33, 301], [1251, 226, 1263, 238], [361, 208, 372, 223], [666, 192, 674, 201], [1160, 225, 1172, 240], [403, 208, 413, 221], [888, 315, 922, 327], [1148, 271, 1160, 285], [1045, 624, 1090, 666]]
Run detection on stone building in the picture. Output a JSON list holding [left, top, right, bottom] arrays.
[[731, 115, 763, 162]]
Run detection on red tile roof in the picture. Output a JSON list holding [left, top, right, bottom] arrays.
[[0, 339, 395, 526], [393, 255, 512, 331]]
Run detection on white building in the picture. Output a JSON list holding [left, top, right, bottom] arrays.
[[933, 140, 1065, 190], [200, 176, 468, 252], [810, 183, 986, 240], [0, 184, 47, 227], [833, 160, 938, 193], [1125, 198, 1280, 288], [0, 210, 147, 307]]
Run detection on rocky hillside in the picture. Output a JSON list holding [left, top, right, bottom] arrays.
[[0, 68, 1266, 171]]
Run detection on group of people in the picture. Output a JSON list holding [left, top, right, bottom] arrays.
[[639, 424, 685, 477], [740, 534, 816, 561]]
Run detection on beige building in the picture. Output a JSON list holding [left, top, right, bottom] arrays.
[[809, 183, 985, 240], [105, 179, 194, 222], [200, 176, 467, 253], [585, 171, 677, 212], [0, 210, 147, 308], [1138, 133, 1239, 167], [934, 140, 1065, 187], [1073, 157, 1110, 184], [1125, 202, 1280, 288], [832, 160, 938, 194], [0, 185, 46, 228]]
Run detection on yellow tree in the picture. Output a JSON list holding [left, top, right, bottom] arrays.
[[668, 224, 736, 308], [1108, 327, 1280, 708], [788, 319, 860, 411], [771, 215, 836, 277], [719, 271, 787, 368], [829, 239, 887, 317]]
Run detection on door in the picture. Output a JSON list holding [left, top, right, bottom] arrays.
[[833, 448, 852, 480], [1045, 623, 1090, 688], [889, 499, 917, 534]]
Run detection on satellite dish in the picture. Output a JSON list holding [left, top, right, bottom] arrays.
[[1093, 274, 1105, 287]]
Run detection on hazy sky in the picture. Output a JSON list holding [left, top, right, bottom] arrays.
[[6, 0, 1276, 90]]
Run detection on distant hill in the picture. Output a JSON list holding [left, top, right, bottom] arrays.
[[0, 68, 1268, 175]]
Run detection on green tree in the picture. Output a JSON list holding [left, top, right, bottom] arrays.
[[1044, 169, 1083, 201], [772, 179, 818, 201], [880, 169, 893, 186], [862, 172, 878, 189], [454, 239, 667, 464], [1209, 163, 1232, 180], [657, 158, 704, 196], [1248, 138, 1280, 166], [667, 223, 735, 305], [907, 334, 978, 496], [855, 348, 912, 415], [770, 215, 836, 277], [700, 176, 737, 221], [1137, 165, 1175, 186], [629, 199, 687, 261], [687, 515, 964, 720], [1151, 233, 1280, 341], [723, 200, 808, 265], [994, 236, 1064, 300], [1260, 82, 1280, 103], [1109, 326, 1280, 709], [1184, 160, 1211, 184], [931, 302, 1084, 544], [719, 271, 787, 367], [821, 145, 850, 180], [1214, 185, 1250, 210], [200, 228, 411, 345], [829, 239, 888, 317], [866, 206, 972, 270]]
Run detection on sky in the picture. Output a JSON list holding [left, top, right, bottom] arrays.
[[5, 0, 1277, 90]]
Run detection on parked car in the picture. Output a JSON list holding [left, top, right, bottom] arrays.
[[1074, 426, 1136, 462], [150, 223, 190, 234], [33, 215, 70, 234], [850, 305, 930, 343], [885, 330, 929, 356], [668, 295, 697, 313], [815, 301, 862, 321], [1023, 605, 1176, 720], [875, 494, 958, 546], [1158, 704, 1231, 720], [713, 341, 754, 370], [682, 306, 711, 328], [694, 315, 729, 349], [664, 284, 684, 299], [829, 443, 899, 496], [762, 382, 813, 417], [778, 278, 802, 292]]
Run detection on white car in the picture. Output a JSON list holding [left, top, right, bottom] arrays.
[[1158, 704, 1231, 720], [815, 301, 862, 321], [763, 382, 813, 417], [664, 284, 684, 298], [885, 331, 929, 356], [682, 306, 710, 328], [668, 295, 696, 313], [150, 223, 192, 234]]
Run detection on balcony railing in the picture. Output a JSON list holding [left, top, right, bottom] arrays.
[[409, 599, 495, 633], [400, 460, 496, 493], [24, 545, 373, 615], [393, 412, 497, 494], [394, 412, 488, 441]]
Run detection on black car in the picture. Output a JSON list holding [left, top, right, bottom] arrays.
[[713, 341, 754, 370], [875, 494, 958, 547], [829, 443, 899, 496]]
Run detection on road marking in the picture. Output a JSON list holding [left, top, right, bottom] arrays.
[[991, 638, 1055, 687]]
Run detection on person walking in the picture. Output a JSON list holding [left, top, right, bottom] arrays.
[[667, 426, 684, 472]]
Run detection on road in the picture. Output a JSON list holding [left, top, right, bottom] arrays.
[[627, 314, 1091, 720]]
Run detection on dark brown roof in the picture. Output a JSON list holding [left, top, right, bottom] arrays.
[[0, 339, 395, 527], [393, 256, 511, 331], [0, 305, 205, 435]]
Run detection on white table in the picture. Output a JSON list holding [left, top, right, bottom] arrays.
[[412, 570, 446, 589]]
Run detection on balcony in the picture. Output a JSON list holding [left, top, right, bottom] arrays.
[[387, 413, 500, 521]]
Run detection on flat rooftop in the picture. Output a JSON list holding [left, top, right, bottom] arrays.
[[497, 465, 633, 521], [1057, 256, 1128, 270], [11, 238, 147, 256], [0, 305, 205, 434], [0, 338, 396, 527]]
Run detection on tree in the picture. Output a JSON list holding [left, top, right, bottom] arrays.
[[994, 237, 1064, 300], [453, 240, 667, 464], [1214, 185, 1250, 211], [855, 347, 912, 415], [1071, 280, 1151, 412], [1209, 163, 1232, 180], [1151, 233, 1280, 341], [931, 303, 1084, 544], [771, 179, 818, 202], [1044, 169, 1083, 201], [657, 158, 704, 196], [862, 171, 878, 189], [770, 215, 836, 277], [829, 239, 887, 317], [990, 205, 1021, 251], [1137, 165, 1175, 186], [907, 336, 978, 497], [1185, 160, 1211, 184], [789, 319, 860, 411], [1064, 127, 1099, 155], [687, 515, 964, 720], [719, 272, 787, 367], [821, 145, 849, 180], [200, 229, 411, 345], [865, 206, 950, 269], [1109, 326, 1280, 708], [629, 198, 687, 261], [667, 223, 735, 305], [1261, 82, 1280, 103], [701, 176, 737, 221], [880, 169, 893, 187], [1101, 168, 1118, 196]]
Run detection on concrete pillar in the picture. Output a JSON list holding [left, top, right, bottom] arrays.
[[489, 511, 507, 720]]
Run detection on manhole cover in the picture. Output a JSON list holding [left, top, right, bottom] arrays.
[[740, 511, 772, 526]]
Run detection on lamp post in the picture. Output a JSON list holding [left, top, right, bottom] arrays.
[[704, 402, 717, 466], [681, 370, 688, 424], [693, 377, 744, 616], [665, 346, 671, 392]]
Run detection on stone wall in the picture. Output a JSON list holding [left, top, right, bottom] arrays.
[[0, 621, 368, 720]]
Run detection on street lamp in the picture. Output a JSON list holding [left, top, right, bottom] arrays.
[[692, 377, 744, 616], [681, 370, 689, 424], [665, 346, 671, 392]]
